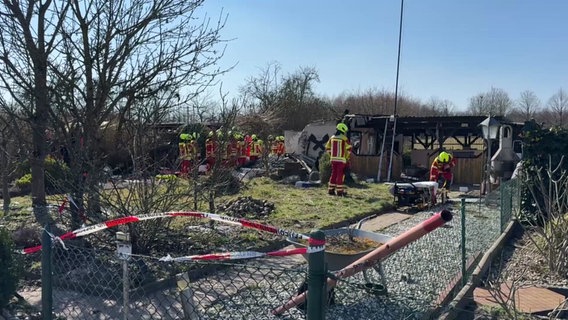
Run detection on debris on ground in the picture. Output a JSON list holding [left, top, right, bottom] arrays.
[[217, 196, 275, 218]]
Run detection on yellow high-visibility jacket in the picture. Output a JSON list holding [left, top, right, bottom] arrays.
[[325, 134, 351, 163]]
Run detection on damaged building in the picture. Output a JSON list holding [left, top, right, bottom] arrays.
[[286, 114, 524, 186]]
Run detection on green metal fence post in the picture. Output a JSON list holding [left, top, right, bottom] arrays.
[[509, 180, 514, 219], [42, 224, 53, 320], [307, 230, 326, 320], [461, 198, 467, 287], [500, 183, 504, 232]]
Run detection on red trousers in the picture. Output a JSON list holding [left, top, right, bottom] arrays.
[[206, 157, 216, 172], [180, 160, 191, 175], [237, 157, 247, 167], [328, 161, 347, 194]]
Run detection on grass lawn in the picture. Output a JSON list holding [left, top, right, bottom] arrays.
[[1, 178, 394, 232], [1, 178, 394, 252], [223, 177, 394, 233]]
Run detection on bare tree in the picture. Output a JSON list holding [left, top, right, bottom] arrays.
[[239, 61, 282, 114], [331, 88, 423, 117], [239, 63, 327, 131], [546, 88, 568, 127], [0, 0, 229, 227], [524, 155, 568, 276], [0, 109, 27, 214], [514, 90, 541, 121], [468, 87, 513, 116], [423, 96, 455, 116]]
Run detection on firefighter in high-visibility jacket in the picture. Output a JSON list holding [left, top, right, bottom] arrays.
[[275, 136, 285, 158], [249, 134, 261, 164], [325, 123, 352, 196], [188, 133, 200, 172], [178, 133, 191, 176], [269, 135, 278, 155], [226, 131, 238, 167], [235, 133, 248, 167], [205, 131, 218, 173], [429, 151, 457, 188]]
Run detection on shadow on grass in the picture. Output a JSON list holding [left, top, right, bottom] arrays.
[[345, 181, 370, 189]]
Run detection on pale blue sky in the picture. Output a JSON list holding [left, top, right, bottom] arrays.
[[200, 0, 568, 111]]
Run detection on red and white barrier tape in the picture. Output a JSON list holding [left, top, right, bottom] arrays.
[[21, 211, 309, 254], [157, 245, 324, 262]]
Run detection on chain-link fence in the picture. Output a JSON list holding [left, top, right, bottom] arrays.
[[16, 179, 523, 320], [48, 243, 308, 319], [499, 178, 521, 232]]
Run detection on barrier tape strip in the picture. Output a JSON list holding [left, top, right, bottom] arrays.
[[157, 246, 324, 262], [20, 211, 309, 254]]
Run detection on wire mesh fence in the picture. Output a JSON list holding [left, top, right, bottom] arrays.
[[15, 178, 524, 320], [49, 242, 308, 320], [499, 178, 521, 232]]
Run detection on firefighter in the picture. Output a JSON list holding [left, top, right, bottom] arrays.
[[217, 130, 229, 166], [249, 134, 261, 164], [178, 133, 191, 176], [205, 130, 218, 173], [226, 131, 238, 167], [429, 151, 457, 189], [268, 135, 278, 155], [235, 133, 248, 167], [188, 132, 200, 173], [325, 123, 352, 196], [244, 134, 252, 158], [276, 136, 286, 158]]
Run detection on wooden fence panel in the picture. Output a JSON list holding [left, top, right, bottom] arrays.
[[351, 151, 486, 185], [350, 155, 401, 180], [425, 150, 486, 185]]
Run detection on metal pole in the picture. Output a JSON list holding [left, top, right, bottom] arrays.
[[41, 224, 53, 320], [460, 198, 467, 287], [123, 259, 129, 320], [387, 117, 398, 182], [377, 118, 389, 182], [387, 0, 405, 182], [487, 138, 492, 195], [307, 230, 326, 320], [116, 232, 131, 320]]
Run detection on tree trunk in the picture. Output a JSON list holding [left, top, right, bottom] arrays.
[[1, 148, 10, 214], [31, 57, 50, 226], [31, 130, 48, 226]]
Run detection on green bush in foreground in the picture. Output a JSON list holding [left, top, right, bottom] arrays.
[[0, 228, 21, 308], [318, 152, 331, 185]]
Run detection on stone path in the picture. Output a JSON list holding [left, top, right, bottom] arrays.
[[473, 283, 567, 315]]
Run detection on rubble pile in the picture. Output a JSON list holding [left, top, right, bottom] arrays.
[[217, 196, 275, 218]]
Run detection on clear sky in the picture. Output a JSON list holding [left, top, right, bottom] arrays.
[[199, 0, 568, 111]]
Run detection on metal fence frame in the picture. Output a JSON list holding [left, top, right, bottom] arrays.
[[32, 180, 523, 320]]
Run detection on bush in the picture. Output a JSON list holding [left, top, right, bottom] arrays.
[[318, 152, 331, 185], [15, 173, 32, 191], [15, 156, 70, 194], [0, 228, 21, 308], [44, 156, 70, 193]]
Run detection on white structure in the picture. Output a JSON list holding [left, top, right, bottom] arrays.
[[491, 124, 520, 180]]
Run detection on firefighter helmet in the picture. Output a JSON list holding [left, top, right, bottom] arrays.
[[438, 151, 451, 163], [336, 123, 348, 134]]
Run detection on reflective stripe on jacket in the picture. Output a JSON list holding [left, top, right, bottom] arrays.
[[325, 134, 351, 163]]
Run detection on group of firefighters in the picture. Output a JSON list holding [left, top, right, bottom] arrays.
[[177, 130, 286, 176], [325, 122, 457, 197], [178, 122, 456, 194]]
